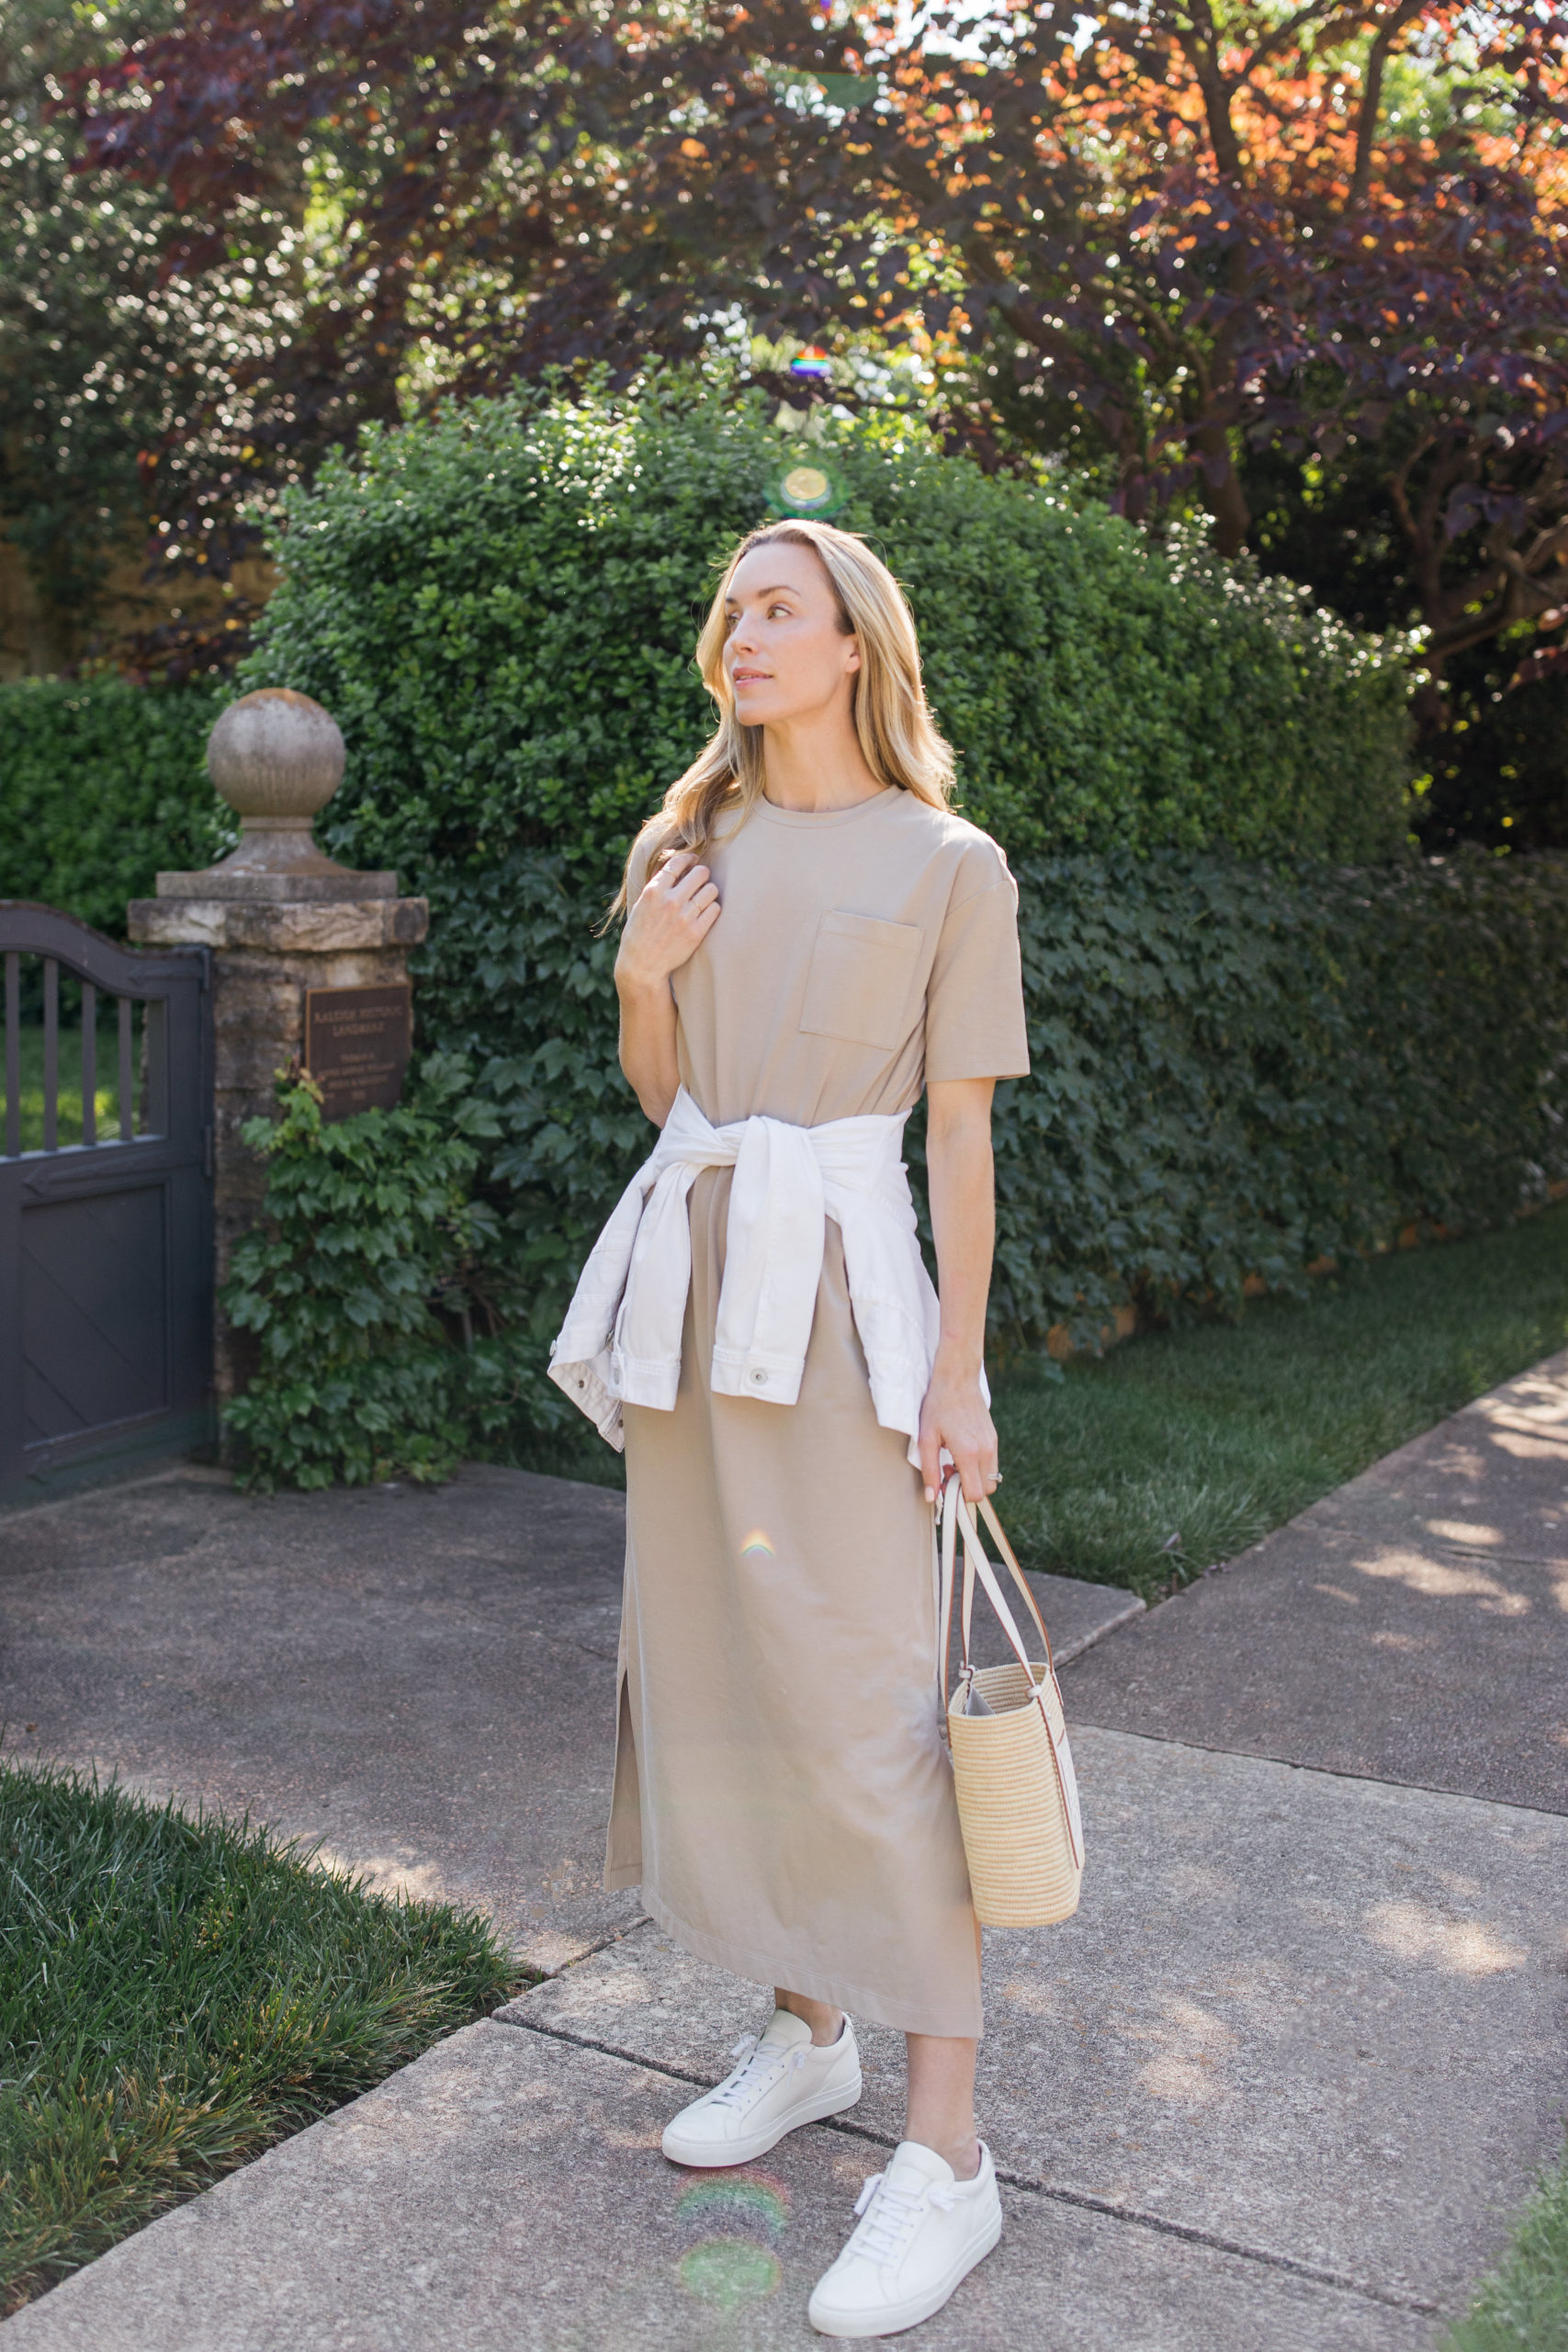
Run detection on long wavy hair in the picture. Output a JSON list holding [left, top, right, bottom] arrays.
[[609, 518, 955, 919]]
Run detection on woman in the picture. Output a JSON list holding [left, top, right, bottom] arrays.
[[549, 516, 1029, 2338]]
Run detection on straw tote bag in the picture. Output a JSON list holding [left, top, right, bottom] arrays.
[[939, 1472, 1085, 1927]]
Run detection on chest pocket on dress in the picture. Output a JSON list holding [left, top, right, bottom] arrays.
[[798, 910, 922, 1052]]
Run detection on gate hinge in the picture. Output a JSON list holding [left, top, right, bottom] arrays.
[[203, 1125, 215, 1179]]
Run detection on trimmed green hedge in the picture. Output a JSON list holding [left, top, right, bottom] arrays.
[[238, 379, 1412, 879], [0, 380, 1410, 929], [0, 676, 228, 934], [990, 848, 1568, 1342]]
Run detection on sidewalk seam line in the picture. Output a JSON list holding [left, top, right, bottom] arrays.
[[520, 1916, 654, 1979], [488, 2013, 1441, 2320], [1067, 1718, 1568, 1823]]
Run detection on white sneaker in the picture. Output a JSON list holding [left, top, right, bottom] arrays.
[[661, 2007, 862, 2168], [807, 2139, 1002, 2338]]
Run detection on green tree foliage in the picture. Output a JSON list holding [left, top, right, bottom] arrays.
[[0, 0, 260, 645], [1245, 435, 1568, 852], [889, 6, 1568, 674], [74, 0, 1566, 735], [67, 0, 873, 571]]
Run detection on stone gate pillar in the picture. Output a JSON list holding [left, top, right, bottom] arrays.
[[128, 688, 428, 1416]]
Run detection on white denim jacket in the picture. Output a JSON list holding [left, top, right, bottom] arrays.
[[548, 1085, 975, 1466]]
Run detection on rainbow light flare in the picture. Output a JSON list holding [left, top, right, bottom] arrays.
[[675, 2169, 791, 2315], [739, 1528, 776, 1558], [677, 2173, 792, 2233]]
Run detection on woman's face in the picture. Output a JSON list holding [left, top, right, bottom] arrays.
[[722, 540, 860, 729]]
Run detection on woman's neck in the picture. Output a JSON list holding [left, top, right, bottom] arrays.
[[760, 712, 884, 812]]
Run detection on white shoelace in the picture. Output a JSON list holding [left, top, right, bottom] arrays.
[[709, 2032, 808, 2111], [849, 2170, 955, 2264]]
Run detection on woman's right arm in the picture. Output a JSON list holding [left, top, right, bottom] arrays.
[[615, 851, 719, 1126]]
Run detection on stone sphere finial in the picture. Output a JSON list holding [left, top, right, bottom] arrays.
[[208, 688, 345, 821], [152, 684, 387, 901]]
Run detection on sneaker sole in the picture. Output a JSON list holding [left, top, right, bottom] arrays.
[[807, 2203, 1003, 2338], [661, 2072, 863, 2169]]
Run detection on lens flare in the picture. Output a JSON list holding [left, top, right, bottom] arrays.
[[677, 2238, 783, 2312], [781, 463, 831, 508], [739, 1528, 775, 1558], [677, 2176, 791, 2234]]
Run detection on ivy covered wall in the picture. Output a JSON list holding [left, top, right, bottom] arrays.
[[217, 842, 1568, 1492]]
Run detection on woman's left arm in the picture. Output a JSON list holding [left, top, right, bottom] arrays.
[[918, 1077, 998, 1506]]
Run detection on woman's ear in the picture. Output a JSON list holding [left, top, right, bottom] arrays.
[[844, 635, 862, 675]]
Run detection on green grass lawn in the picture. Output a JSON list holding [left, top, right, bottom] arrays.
[[988, 1201, 1568, 1601], [5, 1019, 130, 1153], [1443, 2143, 1568, 2352], [0, 1762, 519, 2315]]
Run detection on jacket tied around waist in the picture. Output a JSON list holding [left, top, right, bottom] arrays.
[[548, 1086, 966, 1466]]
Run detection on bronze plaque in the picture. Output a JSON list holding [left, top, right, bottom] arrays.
[[303, 983, 412, 1123]]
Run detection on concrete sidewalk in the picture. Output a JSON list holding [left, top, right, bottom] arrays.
[[5, 1358, 1568, 2348], [0, 1462, 1138, 1973], [1066, 1350, 1568, 1811]]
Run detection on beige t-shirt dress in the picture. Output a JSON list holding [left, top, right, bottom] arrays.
[[606, 784, 1031, 2038]]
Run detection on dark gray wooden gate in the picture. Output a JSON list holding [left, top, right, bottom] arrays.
[[1, 903, 213, 1504]]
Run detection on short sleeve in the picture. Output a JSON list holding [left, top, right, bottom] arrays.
[[924, 849, 1031, 1084]]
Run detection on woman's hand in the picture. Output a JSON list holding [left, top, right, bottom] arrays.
[[615, 853, 719, 994], [919, 1344, 999, 1506], [615, 853, 719, 1127]]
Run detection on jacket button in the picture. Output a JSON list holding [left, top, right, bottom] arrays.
[[751, 1371, 766, 1384]]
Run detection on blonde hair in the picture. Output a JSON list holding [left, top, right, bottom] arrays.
[[610, 518, 954, 919]]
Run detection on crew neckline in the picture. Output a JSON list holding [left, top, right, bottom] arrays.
[[754, 786, 898, 829]]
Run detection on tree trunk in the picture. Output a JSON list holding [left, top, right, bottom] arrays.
[[1193, 426, 1252, 556]]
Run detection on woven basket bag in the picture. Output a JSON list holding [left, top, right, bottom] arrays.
[[939, 1473, 1085, 1928]]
